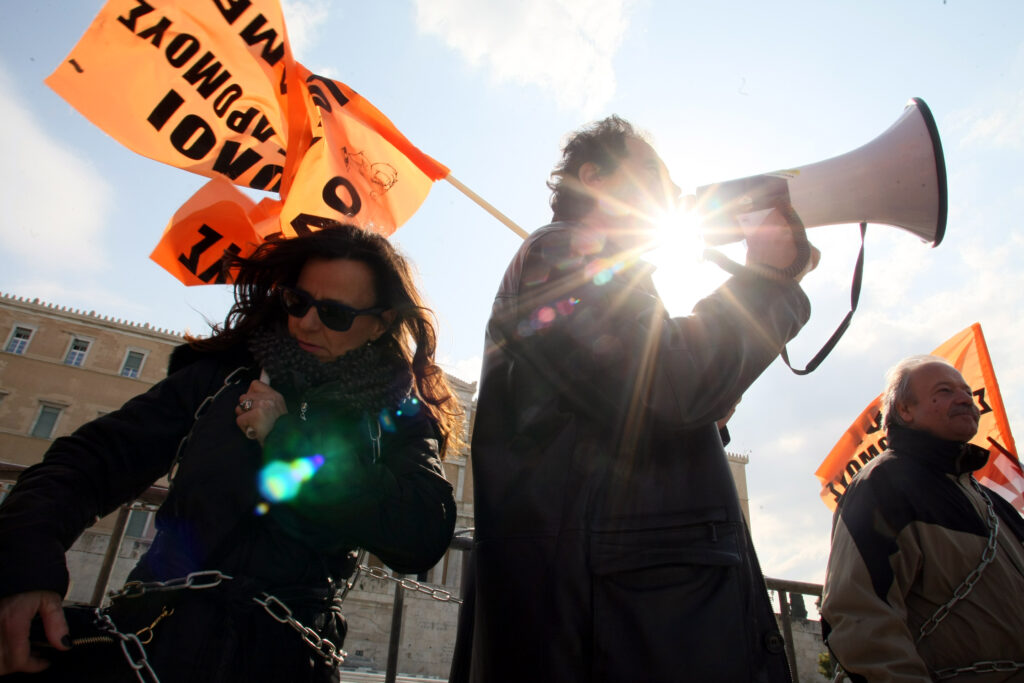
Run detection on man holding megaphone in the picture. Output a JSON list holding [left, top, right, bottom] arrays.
[[451, 115, 819, 682]]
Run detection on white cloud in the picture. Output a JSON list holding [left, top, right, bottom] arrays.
[[946, 43, 1024, 152], [440, 354, 483, 387], [0, 64, 111, 274], [771, 433, 807, 454], [280, 0, 330, 61], [413, 0, 633, 115], [749, 493, 831, 585], [951, 88, 1024, 151]]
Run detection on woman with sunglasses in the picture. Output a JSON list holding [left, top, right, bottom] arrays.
[[0, 226, 461, 682]]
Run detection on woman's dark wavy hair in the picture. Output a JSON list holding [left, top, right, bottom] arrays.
[[188, 225, 463, 457], [547, 115, 643, 222]]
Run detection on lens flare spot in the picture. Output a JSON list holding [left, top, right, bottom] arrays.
[[556, 297, 580, 316], [378, 409, 397, 433], [258, 454, 325, 503], [585, 257, 623, 286], [254, 502, 270, 516], [400, 396, 421, 417]]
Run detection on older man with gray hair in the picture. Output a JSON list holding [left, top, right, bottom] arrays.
[[821, 355, 1024, 682]]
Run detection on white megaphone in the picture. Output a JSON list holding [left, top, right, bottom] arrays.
[[695, 97, 947, 248]]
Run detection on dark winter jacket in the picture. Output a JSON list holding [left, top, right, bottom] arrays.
[[821, 424, 1024, 682], [451, 222, 811, 682], [0, 343, 456, 682]]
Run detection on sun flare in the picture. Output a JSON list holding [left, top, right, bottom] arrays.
[[647, 205, 732, 316]]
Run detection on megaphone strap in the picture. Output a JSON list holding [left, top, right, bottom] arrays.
[[781, 222, 867, 375]]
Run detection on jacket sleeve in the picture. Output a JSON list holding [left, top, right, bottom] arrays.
[[0, 358, 227, 599], [490, 227, 811, 431], [821, 482, 932, 682], [264, 410, 456, 575]]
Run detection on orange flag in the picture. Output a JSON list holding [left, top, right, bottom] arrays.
[[46, 0, 448, 286], [815, 323, 1022, 512]]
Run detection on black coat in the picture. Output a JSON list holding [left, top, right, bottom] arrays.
[[0, 343, 456, 682], [452, 223, 810, 682]]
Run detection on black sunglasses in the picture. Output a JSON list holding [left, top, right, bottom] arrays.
[[278, 286, 388, 332]]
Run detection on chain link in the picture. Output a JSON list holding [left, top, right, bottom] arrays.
[[252, 593, 347, 667], [105, 570, 348, 671], [933, 660, 1024, 680], [357, 564, 463, 604], [916, 478, 999, 642], [93, 609, 161, 683], [833, 481, 1015, 682], [108, 570, 234, 601], [168, 366, 249, 485], [916, 478, 1021, 679], [98, 570, 233, 681]]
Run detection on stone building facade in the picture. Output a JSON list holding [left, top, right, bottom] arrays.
[[0, 291, 181, 602]]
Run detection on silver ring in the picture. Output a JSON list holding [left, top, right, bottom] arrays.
[[240, 399, 253, 412], [245, 427, 258, 440]]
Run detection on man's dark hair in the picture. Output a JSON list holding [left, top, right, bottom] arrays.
[[547, 115, 644, 222]]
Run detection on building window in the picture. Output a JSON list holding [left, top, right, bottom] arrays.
[[4, 326, 34, 355], [120, 350, 147, 378], [30, 405, 63, 439], [125, 509, 154, 539], [64, 338, 91, 367]]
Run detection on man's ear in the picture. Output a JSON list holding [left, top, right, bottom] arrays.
[[896, 400, 915, 425], [578, 161, 603, 190]]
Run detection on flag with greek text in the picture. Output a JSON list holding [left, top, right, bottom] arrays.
[[815, 323, 1022, 513], [46, 0, 449, 285]]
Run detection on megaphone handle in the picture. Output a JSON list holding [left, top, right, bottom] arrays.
[[702, 203, 812, 282], [782, 222, 868, 375], [775, 204, 812, 279]]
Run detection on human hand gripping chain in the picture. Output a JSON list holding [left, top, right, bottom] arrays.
[[235, 378, 288, 444]]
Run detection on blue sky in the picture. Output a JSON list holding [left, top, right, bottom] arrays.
[[1, 0, 1022, 588]]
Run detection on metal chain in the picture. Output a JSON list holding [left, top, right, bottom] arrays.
[[933, 660, 1024, 680], [108, 570, 234, 601], [252, 593, 347, 667], [336, 550, 366, 604], [97, 570, 234, 680], [357, 564, 463, 604], [916, 478, 999, 642], [916, 478, 1021, 679], [833, 479, 1011, 682], [106, 570, 347, 671], [168, 365, 250, 485], [92, 608, 161, 683]]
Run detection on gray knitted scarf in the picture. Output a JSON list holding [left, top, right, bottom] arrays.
[[247, 328, 414, 417]]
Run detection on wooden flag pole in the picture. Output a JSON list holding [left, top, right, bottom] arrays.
[[445, 174, 529, 239]]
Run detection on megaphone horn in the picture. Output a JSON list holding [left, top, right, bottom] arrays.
[[696, 97, 947, 247]]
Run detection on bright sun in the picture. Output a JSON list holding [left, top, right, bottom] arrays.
[[647, 206, 733, 316]]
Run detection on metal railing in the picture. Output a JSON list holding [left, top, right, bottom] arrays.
[[767, 577, 824, 681]]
